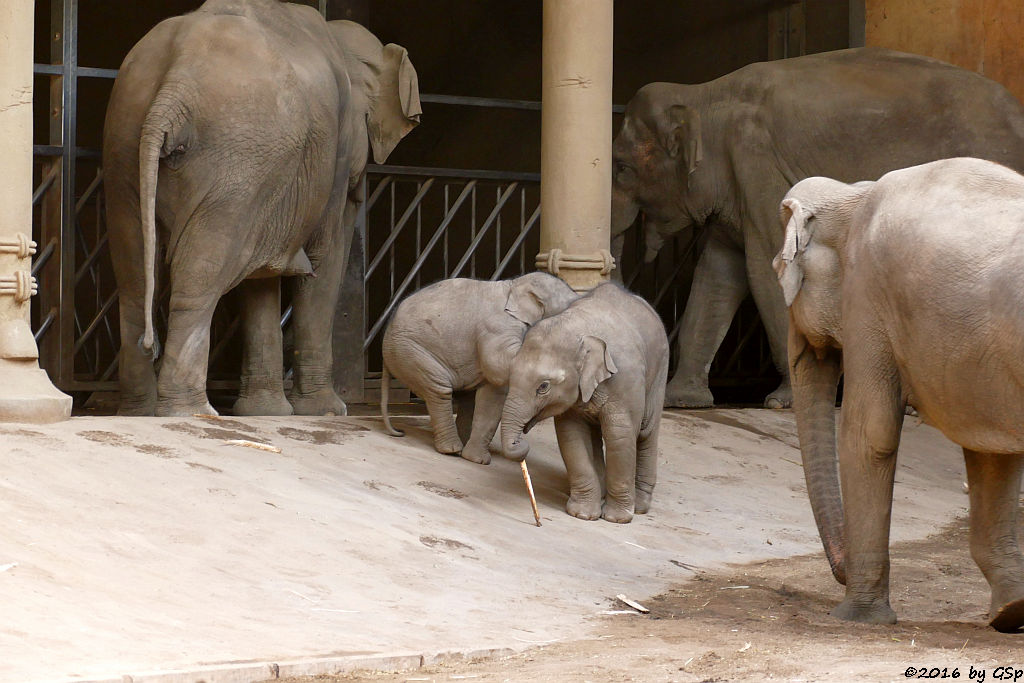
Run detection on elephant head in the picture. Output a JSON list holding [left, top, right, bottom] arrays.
[[500, 327, 616, 462], [611, 83, 704, 263], [504, 271, 580, 327], [772, 176, 873, 585], [329, 21, 422, 164]]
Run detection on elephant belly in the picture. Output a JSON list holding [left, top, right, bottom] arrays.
[[903, 360, 1024, 454]]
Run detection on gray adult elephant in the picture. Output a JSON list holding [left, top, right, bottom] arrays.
[[610, 47, 1024, 409], [103, 0, 420, 416], [774, 157, 1024, 632]]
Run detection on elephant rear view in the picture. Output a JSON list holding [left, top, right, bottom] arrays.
[[103, 0, 420, 416]]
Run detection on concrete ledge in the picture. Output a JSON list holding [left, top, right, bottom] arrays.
[[63, 647, 517, 683]]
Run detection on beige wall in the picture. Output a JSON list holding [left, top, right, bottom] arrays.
[[866, 0, 1024, 103]]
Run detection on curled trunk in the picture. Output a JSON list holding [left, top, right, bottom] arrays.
[[500, 398, 531, 462], [789, 325, 846, 584]]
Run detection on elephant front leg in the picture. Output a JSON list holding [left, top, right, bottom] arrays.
[[460, 384, 506, 465], [288, 205, 352, 416], [963, 450, 1024, 632], [831, 349, 904, 624], [233, 278, 292, 416], [601, 412, 640, 524], [664, 225, 748, 408], [555, 415, 604, 521]]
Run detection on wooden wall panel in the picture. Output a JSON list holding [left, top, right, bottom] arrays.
[[866, 0, 1024, 103]]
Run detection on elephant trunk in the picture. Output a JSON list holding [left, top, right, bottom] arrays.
[[500, 398, 532, 462], [789, 325, 846, 585]]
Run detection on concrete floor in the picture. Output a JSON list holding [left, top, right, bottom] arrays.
[[0, 408, 968, 682]]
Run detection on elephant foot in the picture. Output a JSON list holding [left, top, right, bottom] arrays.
[[433, 432, 464, 456], [156, 397, 218, 418], [634, 489, 652, 515], [830, 596, 897, 625], [460, 442, 492, 465], [602, 499, 634, 524], [764, 381, 793, 409], [289, 388, 348, 416], [664, 381, 714, 409], [566, 493, 602, 521], [990, 596, 1024, 633], [233, 390, 293, 416], [118, 396, 156, 416]]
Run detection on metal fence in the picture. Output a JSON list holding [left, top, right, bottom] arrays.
[[31, 0, 778, 405]]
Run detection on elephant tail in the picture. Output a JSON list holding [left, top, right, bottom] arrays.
[[137, 111, 165, 358], [380, 362, 404, 437]]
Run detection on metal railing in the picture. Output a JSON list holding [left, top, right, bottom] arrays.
[[31, 0, 777, 403]]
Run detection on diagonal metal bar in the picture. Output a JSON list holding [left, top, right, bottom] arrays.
[[32, 165, 59, 206], [32, 238, 57, 277], [364, 177, 436, 280], [491, 203, 541, 281], [73, 289, 118, 355], [74, 168, 103, 214], [449, 182, 518, 279], [650, 231, 704, 308], [365, 175, 393, 211], [363, 181, 479, 350], [74, 233, 108, 284]]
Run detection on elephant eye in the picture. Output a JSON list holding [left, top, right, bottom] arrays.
[[537, 381, 551, 395], [614, 161, 635, 182]]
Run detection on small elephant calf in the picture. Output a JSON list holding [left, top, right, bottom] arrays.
[[499, 283, 669, 523], [381, 272, 578, 464]]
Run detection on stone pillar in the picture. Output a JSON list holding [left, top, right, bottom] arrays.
[[537, 0, 615, 292], [0, 0, 72, 422]]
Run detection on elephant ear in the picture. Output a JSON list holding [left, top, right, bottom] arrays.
[[577, 335, 617, 403], [774, 197, 814, 307], [664, 104, 702, 177], [369, 43, 422, 164], [505, 280, 546, 325]]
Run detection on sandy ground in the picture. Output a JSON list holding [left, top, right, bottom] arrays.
[[294, 515, 1024, 683], [0, 408, 998, 682]]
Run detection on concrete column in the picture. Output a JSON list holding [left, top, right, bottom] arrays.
[[537, 0, 614, 292], [0, 0, 72, 422]]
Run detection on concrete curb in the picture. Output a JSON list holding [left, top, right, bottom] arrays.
[[59, 647, 518, 683]]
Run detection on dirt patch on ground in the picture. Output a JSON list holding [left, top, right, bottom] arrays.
[[77, 430, 133, 447], [276, 514, 1024, 683], [277, 426, 362, 445], [134, 443, 176, 457], [161, 421, 255, 442], [416, 481, 468, 499]]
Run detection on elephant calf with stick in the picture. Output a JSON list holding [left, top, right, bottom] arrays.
[[381, 273, 578, 464], [775, 157, 1024, 632], [104, 0, 420, 416], [499, 283, 669, 524]]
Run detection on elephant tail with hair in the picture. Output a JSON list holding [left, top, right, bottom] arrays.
[[136, 106, 166, 359], [380, 362, 405, 437]]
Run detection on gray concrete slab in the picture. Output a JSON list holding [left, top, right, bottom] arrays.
[[0, 409, 966, 682]]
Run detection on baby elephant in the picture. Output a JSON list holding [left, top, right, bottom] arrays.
[[499, 283, 669, 523], [381, 272, 578, 464]]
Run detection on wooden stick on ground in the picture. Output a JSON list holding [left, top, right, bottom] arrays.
[[520, 460, 542, 526]]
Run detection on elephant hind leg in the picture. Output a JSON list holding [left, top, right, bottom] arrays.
[[963, 449, 1024, 632], [156, 290, 220, 417], [117, 298, 158, 416], [234, 278, 292, 416]]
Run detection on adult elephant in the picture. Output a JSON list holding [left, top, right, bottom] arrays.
[[610, 47, 1024, 409], [103, 0, 420, 416], [774, 157, 1024, 631]]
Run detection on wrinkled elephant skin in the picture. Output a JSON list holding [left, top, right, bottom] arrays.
[[777, 158, 1024, 632], [381, 273, 578, 464], [103, 0, 420, 416], [610, 47, 1024, 409], [499, 284, 669, 524]]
